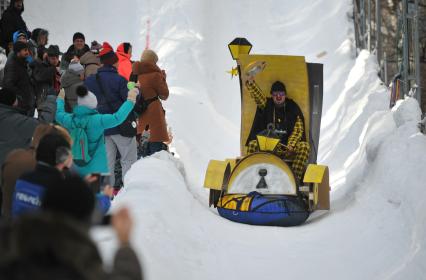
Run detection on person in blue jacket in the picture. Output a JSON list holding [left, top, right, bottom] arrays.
[[84, 42, 137, 188], [55, 85, 138, 184]]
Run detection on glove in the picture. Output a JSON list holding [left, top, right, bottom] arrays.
[[127, 88, 139, 103], [58, 88, 65, 100], [127, 81, 136, 90], [25, 55, 34, 64], [283, 145, 296, 159]]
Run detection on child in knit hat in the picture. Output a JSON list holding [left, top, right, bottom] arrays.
[[55, 85, 139, 184]]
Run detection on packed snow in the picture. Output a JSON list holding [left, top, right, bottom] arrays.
[[25, 0, 426, 279]]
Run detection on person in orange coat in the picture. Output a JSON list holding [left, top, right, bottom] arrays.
[[132, 49, 169, 156], [116, 42, 133, 81]]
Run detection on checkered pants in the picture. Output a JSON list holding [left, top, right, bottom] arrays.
[[247, 140, 310, 180]]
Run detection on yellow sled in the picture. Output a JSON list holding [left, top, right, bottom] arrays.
[[204, 38, 330, 226]]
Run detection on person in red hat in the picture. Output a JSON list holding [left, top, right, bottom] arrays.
[[84, 42, 137, 188]]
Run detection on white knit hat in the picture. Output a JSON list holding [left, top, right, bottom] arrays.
[[76, 86, 98, 109]]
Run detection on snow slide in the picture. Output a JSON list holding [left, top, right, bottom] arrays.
[[24, 0, 426, 279]]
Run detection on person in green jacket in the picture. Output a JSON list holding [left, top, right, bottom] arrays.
[[55, 85, 138, 180]]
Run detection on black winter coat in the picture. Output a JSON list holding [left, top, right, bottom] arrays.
[[18, 163, 64, 191], [247, 98, 306, 146], [31, 60, 56, 107], [0, 95, 56, 183], [60, 44, 90, 71], [0, 213, 144, 280], [0, 0, 28, 51], [3, 54, 35, 113]]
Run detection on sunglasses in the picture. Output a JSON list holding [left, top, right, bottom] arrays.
[[272, 91, 286, 97]]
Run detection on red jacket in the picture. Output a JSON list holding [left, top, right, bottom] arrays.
[[116, 43, 132, 81]]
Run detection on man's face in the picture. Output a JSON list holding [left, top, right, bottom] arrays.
[[48, 56, 59, 67], [272, 91, 286, 105], [14, 0, 23, 10], [16, 48, 29, 59], [17, 35, 27, 43], [38, 34, 48, 46], [74, 39, 85, 50]]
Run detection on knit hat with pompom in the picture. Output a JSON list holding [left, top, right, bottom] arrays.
[[76, 85, 97, 109]]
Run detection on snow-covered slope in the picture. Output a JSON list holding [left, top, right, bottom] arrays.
[[25, 0, 426, 279], [98, 56, 426, 280]]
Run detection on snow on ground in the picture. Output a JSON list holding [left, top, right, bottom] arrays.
[[25, 0, 426, 279], [96, 56, 426, 280]]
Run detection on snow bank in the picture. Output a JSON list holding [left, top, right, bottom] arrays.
[[94, 95, 426, 280]]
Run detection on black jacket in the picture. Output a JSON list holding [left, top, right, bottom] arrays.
[[0, 0, 28, 50], [19, 163, 64, 191], [247, 98, 306, 146], [0, 213, 143, 280], [31, 60, 56, 106], [60, 44, 90, 71], [3, 54, 35, 113], [0, 95, 56, 183]]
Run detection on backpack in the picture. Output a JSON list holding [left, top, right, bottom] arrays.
[[70, 117, 97, 167], [127, 81, 158, 116], [134, 94, 158, 115]]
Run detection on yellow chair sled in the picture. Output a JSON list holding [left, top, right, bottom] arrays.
[[203, 38, 330, 227]]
